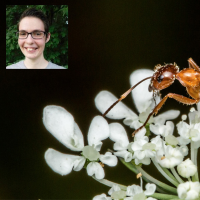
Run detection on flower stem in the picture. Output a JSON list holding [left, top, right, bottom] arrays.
[[160, 165, 179, 183], [119, 158, 167, 193], [118, 157, 177, 194], [134, 164, 177, 194], [149, 193, 180, 200], [191, 141, 195, 163], [170, 168, 184, 183], [152, 158, 179, 186], [191, 141, 199, 182], [92, 175, 127, 191]]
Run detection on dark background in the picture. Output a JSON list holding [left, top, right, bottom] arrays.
[[3, 1, 200, 199]]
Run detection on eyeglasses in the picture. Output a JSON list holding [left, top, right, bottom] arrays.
[[16, 31, 46, 39]]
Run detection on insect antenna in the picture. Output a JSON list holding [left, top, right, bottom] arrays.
[[103, 76, 152, 117]]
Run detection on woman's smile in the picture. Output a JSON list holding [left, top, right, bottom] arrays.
[[24, 47, 38, 53]]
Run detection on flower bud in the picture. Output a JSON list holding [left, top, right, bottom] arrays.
[[177, 158, 197, 178], [177, 181, 200, 200], [165, 135, 178, 146]]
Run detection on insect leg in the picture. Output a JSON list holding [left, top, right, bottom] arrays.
[[188, 58, 200, 72], [132, 93, 199, 136]]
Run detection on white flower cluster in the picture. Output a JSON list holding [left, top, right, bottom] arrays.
[[43, 69, 200, 200], [93, 183, 157, 200], [43, 106, 118, 180]]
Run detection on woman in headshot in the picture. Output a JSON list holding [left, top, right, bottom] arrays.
[[6, 8, 66, 69]]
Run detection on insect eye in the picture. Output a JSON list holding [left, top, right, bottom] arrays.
[[157, 75, 164, 83]]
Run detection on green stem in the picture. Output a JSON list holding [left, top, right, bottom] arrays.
[[149, 193, 180, 200], [135, 164, 177, 194], [194, 147, 199, 182], [120, 157, 177, 194], [160, 165, 179, 184], [191, 141, 199, 182], [119, 158, 168, 193], [152, 158, 179, 186], [191, 141, 195, 164], [92, 175, 127, 191], [170, 168, 184, 183]]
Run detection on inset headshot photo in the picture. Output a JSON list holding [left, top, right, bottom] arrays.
[[6, 5, 68, 69]]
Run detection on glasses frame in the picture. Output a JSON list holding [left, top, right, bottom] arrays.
[[16, 31, 47, 39]]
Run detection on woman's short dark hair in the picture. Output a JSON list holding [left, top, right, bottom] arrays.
[[17, 8, 49, 33]]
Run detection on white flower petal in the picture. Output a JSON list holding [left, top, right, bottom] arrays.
[[134, 157, 150, 165], [111, 190, 127, 199], [43, 106, 84, 151], [93, 141, 103, 152], [88, 116, 109, 147], [128, 119, 143, 130], [134, 127, 147, 141], [165, 135, 178, 146], [73, 122, 85, 149], [114, 150, 133, 162], [144, 183, 156, 195], [154, 110, 180, 125], [130, 69, 155, 113], [109, 123, 129, 149], [147, 197, 157, 200], [177, 181, 200, 200], [150, 121, 174, 137], [113, 142, 126, 151], [177, 120, 200, 145], [73, 156, 86, 171], [87, 162, 105, 179], [191, 123, 200, 142], [177, 121, 190, 139], [157, 145, 183, 168], [131, 139, 147, 152], [134, 150, 146, 160], [93, 193, 112, 200], [178, 145, 189, 156], [44, 148, 84, 175], [126, 184, 143, 196], [164, 121, 174, 135], [100, 152, 118, 166], [123, 116, 138, 126], [95, 90, 137, 119], [177, 136, 190, 146], [108, 184, 121, 195], [150, 124, 160, 135], [138, 108, 154, 124], [189, 109, 200, 124], [151, 135, 163, 151]]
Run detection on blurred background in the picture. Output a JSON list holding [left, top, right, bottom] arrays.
[[3, 1, 200, 199]]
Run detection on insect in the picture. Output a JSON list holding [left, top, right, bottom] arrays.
[[103, 58, 200, 136]]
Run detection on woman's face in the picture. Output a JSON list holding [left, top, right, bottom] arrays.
[[18, 17, 50, 60]]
